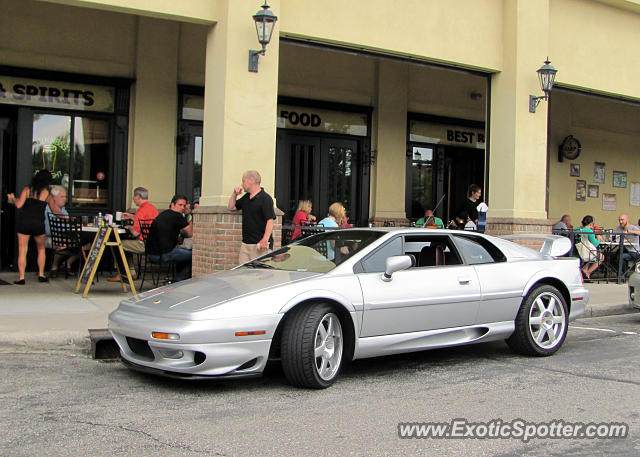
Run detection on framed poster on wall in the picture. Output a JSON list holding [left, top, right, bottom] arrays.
[[570, 163, 580, 177], [613, 171, 627, 188], [576, 180, 586, 201], [602, 193, 617, 211], [594, 162, 605, 184], [588, 185, 599, 198], [631, 183, 640, 207]]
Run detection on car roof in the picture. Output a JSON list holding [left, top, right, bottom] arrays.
[[341, 227, 543, 260]]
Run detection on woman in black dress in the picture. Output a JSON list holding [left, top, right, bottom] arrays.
[[7, 169, 52, 284]]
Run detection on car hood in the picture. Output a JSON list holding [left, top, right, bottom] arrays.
[[117, 269, 320, 318]]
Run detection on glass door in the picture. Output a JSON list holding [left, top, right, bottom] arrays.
[[276, 131, 365, 226], [407, 145, 436, 221], [320, 137, 359, 225], [176, 122, 203, 203], [0, 113, 16, 269], [275, 132, 321, 222]]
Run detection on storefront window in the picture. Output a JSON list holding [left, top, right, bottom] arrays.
[[31, 113, 110, 207], [31, 114, 71, 185], [72, 117, 110, 206]]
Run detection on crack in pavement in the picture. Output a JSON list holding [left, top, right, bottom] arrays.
[[69, 419, 227, 456]]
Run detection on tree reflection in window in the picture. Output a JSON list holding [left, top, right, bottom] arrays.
[[31, 113, 110, 207]]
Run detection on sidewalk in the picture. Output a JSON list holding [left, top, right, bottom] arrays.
[[0, 271, 635, 349]]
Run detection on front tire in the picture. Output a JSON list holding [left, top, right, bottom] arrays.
[[507, 285, 568, 356], [281, 304, 344, 388]]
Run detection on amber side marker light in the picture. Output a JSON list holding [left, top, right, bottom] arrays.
[[235, 330, 266, 337], [151, 332, 180, 340]]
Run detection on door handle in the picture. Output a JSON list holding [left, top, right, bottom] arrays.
[[458, 276, 471, 285]]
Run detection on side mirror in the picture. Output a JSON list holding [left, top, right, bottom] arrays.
[[381, 255, 415, 282]]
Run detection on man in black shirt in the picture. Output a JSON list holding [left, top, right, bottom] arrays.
[[458, 183, 482, 224], [146, 194, 193, 282], [228, 170, 276, 264]]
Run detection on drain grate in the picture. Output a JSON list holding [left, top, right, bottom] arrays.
[[88, 328, 120, 360]]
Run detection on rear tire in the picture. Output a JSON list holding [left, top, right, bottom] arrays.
[[507, 285, 568, 356], [281, 304, 344, 389]]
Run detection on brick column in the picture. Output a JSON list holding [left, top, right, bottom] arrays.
[[192, 206, 283, 276], [485, 217, 553, 236], [368, 216, 410, 227], [486, 217, 553, 250]]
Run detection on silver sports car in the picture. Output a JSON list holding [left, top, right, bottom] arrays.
[[109, 228, 589, 388]]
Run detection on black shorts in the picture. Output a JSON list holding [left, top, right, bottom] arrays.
[[16, 216, 46, 237]]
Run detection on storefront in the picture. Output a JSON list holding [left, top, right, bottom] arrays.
[[548, 88, 640, 229], [0, 67, 131, 268], [407, 115, 487, 224], [1, 0, 639, 276], [275, 98, 372, 226]]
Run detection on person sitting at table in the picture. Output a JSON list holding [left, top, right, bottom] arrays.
[[318, 202, 346, 260], [416, 206, 444, 229], [575, 215, 604, 279], [108, 186, 158, 281], [291, 200, 316, 241], [338, 214, 354, 228], [145, 194, 193, 283], [45, 186, 75, 277], [614, 213, 640, 266], [178, 200, 194, 250], [552, 214, 572, 237]]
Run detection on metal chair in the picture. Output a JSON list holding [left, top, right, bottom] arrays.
[[47, 214, 88, 277], [138, 220, 176, 290]]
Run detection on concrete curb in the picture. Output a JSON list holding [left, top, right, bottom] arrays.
[[583, 303, 636, 318]]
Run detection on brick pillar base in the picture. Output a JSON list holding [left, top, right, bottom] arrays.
[[485, 217, 553, 250], [192, 206, 283, 276], [369, 216, 410, 227]]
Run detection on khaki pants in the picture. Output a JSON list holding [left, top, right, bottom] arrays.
[[119, 239, 145, 274], [239, 242, 270, 265]]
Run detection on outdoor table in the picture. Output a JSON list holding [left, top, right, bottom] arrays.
[[598, 237, 638, 283], [82, 225, 126, 234]]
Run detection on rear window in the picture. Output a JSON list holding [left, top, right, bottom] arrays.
[[453, 235, 506, 264]]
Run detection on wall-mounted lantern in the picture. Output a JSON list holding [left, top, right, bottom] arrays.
[[529, 58, 558, 113], [249, 2, 278, 73]]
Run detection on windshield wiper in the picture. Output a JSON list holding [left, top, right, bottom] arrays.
[[242, 261, 275, 269]]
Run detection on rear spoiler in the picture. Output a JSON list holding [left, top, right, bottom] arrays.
[[500, 234, 572, 257]]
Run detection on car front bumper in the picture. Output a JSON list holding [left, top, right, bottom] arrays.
[[108, 310, 282, 377]]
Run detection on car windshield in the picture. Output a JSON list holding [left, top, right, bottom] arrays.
[[239, 230, 384, 273]]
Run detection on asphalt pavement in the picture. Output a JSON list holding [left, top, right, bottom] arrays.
[[0, 270, 635, 350]]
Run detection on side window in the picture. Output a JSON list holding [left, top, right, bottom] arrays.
[[404, 235, 462, 268], [360, 236, 403, 273], [453, 236, 496, 265]]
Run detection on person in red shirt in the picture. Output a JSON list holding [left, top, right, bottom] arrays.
[[291, 200, 316, 240], [108, 186, 158, 281]]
